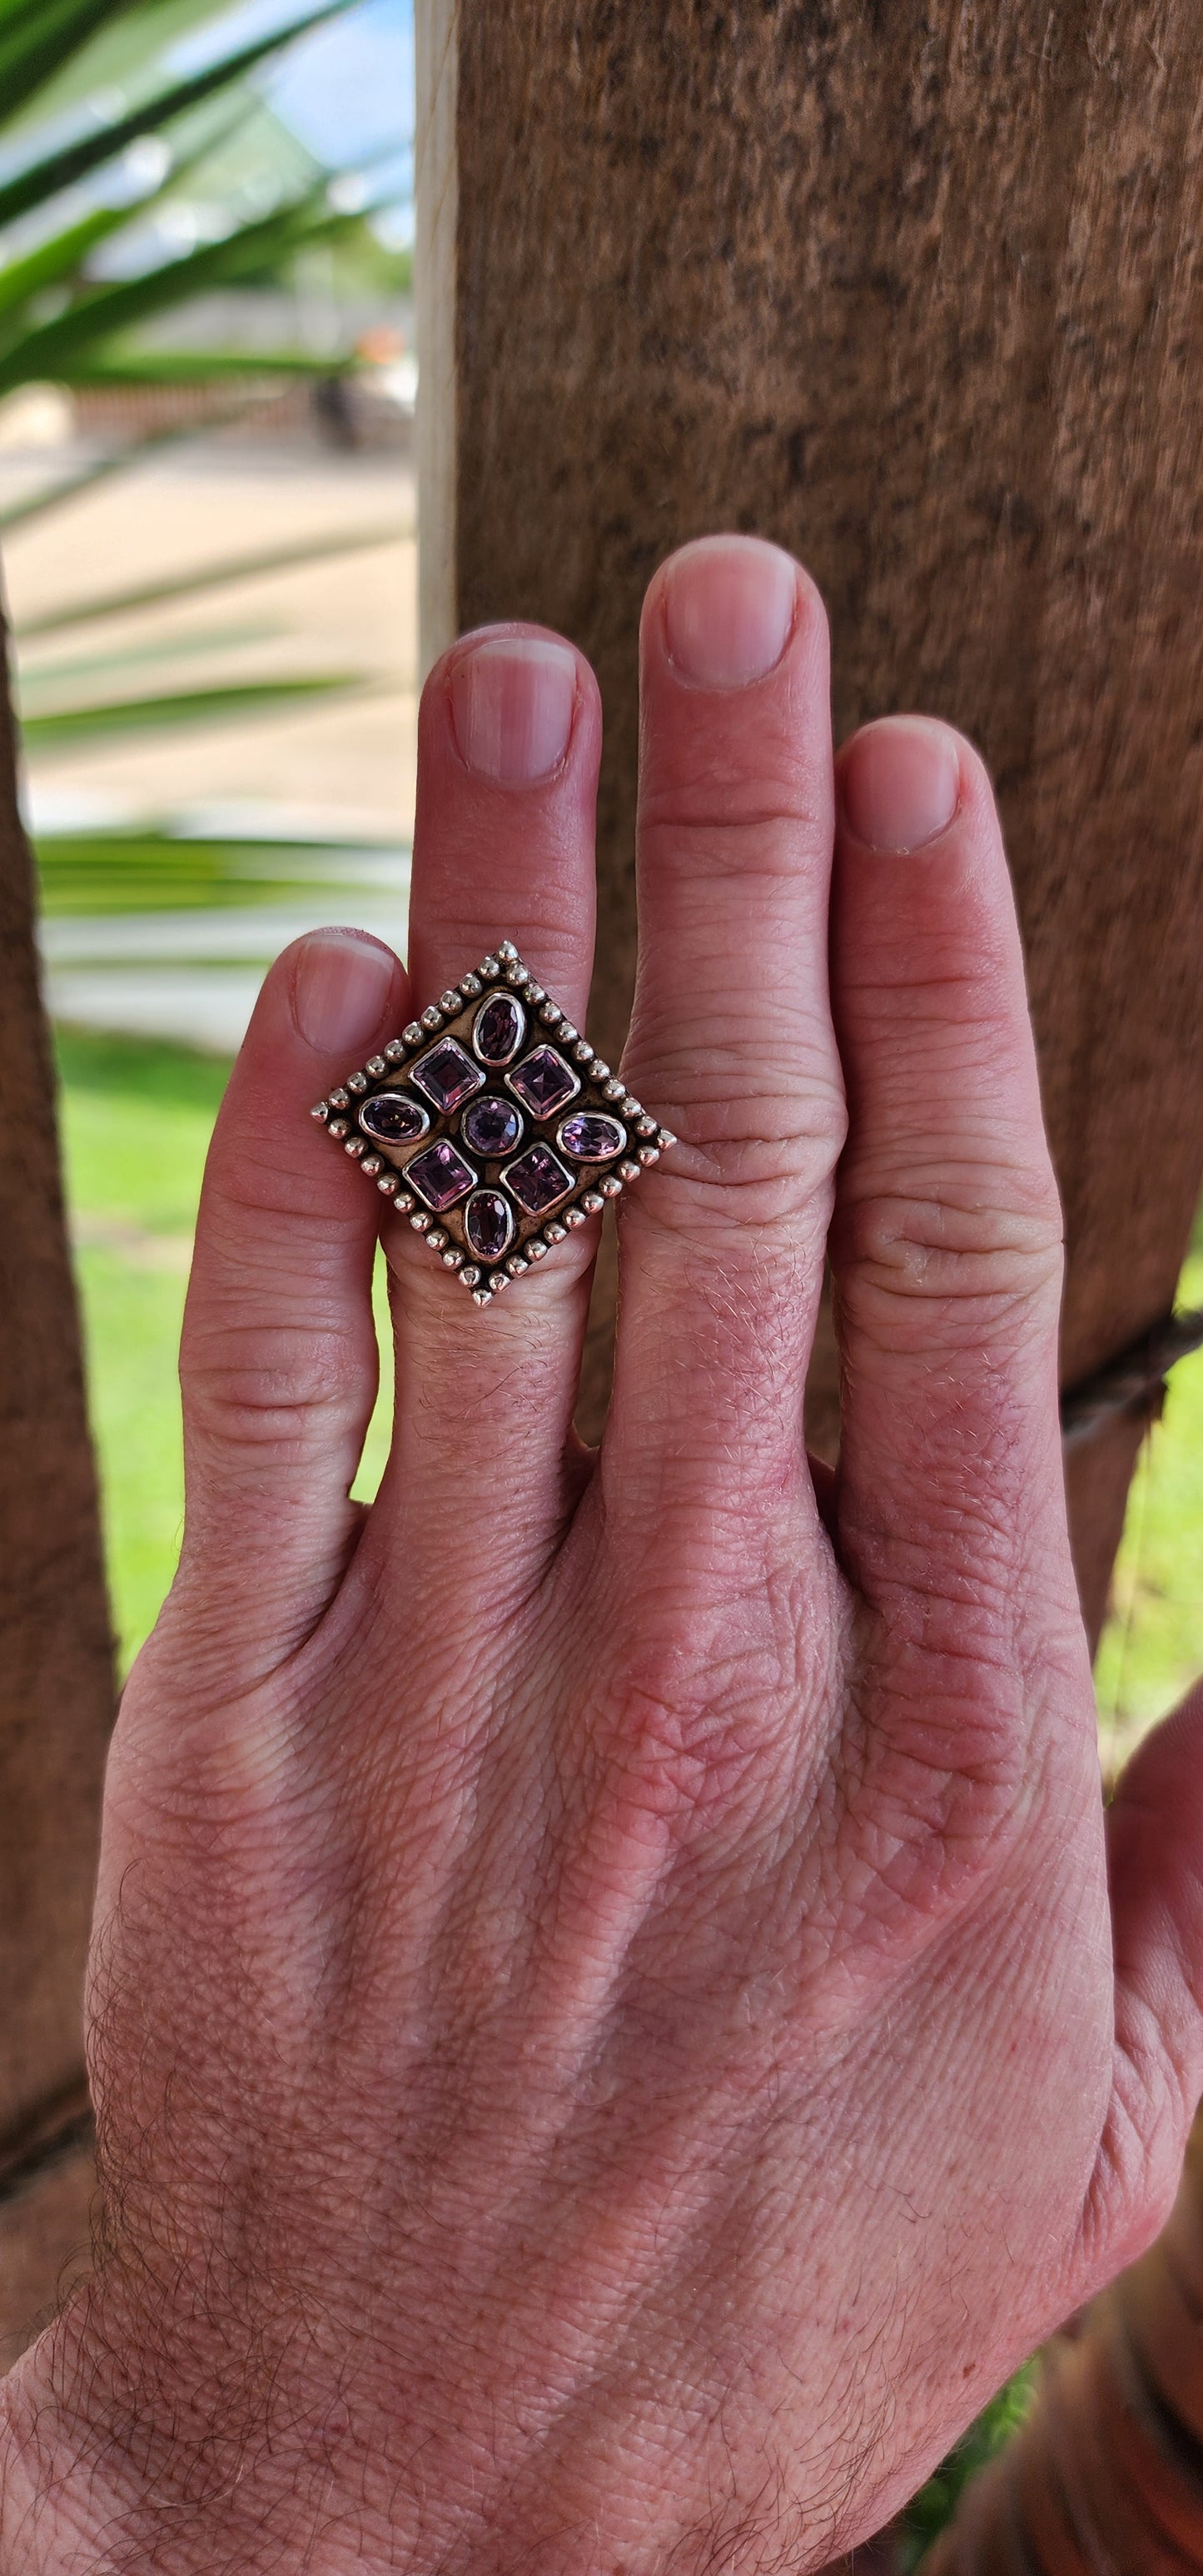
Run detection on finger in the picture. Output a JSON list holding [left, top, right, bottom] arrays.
[[828, 716, 1071, 1614], [1095, 1683, 1203, 2265], [171, 928, 406, 1659], [375, 626, 603, 1566], [606, 535, 846, 1534]]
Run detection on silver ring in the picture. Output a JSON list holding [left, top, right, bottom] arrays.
[[311, 942, 677, 1308]]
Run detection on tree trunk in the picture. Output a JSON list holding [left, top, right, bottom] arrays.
[[0, 614, 112, 2360], [416, 0, 1203, 1642]]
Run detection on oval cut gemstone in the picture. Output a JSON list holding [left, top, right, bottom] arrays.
[[474, 991, 526, 1065], [461, 1094, 522, 1156], [557, 1111, 626, 1163], [406, 1139, 478, 1211], [464, 1188, 515, 1262], [358, 1092, 430, 1146], [504, 1142, 574, 1215], [506, 1045, 579, 1118]]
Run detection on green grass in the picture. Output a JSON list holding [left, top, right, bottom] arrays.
[[57, 1025, 230, 1228], [56, 1027, 225, 1667], [1094, 1238, 1203, 1766], [899, 2362, 1036, 2566]]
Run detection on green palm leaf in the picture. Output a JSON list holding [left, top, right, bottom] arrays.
[[62, 347, 355, 385], [0, 110, 256, 340], [0, 0, 354, 234], [0, 0, 153, 125], [17, 520, 408, 639], [35, 827, 405, 915], [21, 619, 284, 684], [0, 206, 127, 323], [21, 674, 362, 745], [0, 414, 249, 534], [0, 194, 362, 391]]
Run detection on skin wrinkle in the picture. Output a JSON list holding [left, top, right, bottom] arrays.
[[638, 1140, 845, 1235], [636, 1062, 843, 1132], [7, 552, 1203, 2576], [833, 1233, 1064, 1325], [637, 806, 834, 868], [833, 1151, 1064, 1240]]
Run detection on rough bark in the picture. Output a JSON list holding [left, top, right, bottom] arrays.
[[420, 0, 1203, 1638], [0, 614, 111, 2351]]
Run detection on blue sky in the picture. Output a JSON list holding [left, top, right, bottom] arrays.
[[177, 0, 415, 235]]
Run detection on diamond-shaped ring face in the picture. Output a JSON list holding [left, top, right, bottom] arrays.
[[311, 942, 676, 1308]]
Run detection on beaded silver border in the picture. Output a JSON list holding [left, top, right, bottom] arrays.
[[310, 941, 677, 1308]]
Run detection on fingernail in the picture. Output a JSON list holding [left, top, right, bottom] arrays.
[[661, 535, 796, 689], [450, 634, 577, 783], [839, 715, 962, 853], [293, 930, 395, 1053]]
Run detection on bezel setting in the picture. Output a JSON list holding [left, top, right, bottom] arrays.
[[311, 942, 677, 1307], [505, 1044, 580, 1120]]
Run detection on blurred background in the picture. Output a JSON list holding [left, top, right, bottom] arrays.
[[2, 0, 1198, 1759], [2, 0, 414, 1662]]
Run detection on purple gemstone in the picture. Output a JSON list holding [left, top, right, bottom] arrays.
[[464, 1189, 515, 1262], [410, 1036, 484, 1113], [473, 991, 526, 1066], [557, 1111, 626, 1163], [406, 1139, 478, 1211], [461, 1094, 522, 1156], [507, 1046, 579, 1119], [504, 1143, 574, 1215], [357, 1091, 430, 1146]]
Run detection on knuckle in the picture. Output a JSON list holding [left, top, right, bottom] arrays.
[[183, 1316, 369, 1455], [833, 1168, 1063, 1329], [833, 1673, 1046, 1953], [640, 795, 828, 879], [206, 1141, 345, 1231], [1082, 2051, 1195, 2279], [628, 1048, 848, 1235], [666, 1114, 846, 1215]]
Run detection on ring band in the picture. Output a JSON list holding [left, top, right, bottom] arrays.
[[311, 942, 676, 1307]]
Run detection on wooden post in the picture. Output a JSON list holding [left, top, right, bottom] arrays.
[[0, 621, 112, 2362], [415, 0, 1203, 1642]]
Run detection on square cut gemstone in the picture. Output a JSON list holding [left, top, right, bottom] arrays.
[[407, 1139, 478, 1210], [410, 1036, 484, 1113], [507, 1045, 579, 1119], [504, 1142, 574, 1214]]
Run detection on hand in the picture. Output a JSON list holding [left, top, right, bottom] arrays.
[[6, 536, 1203, 2576]]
